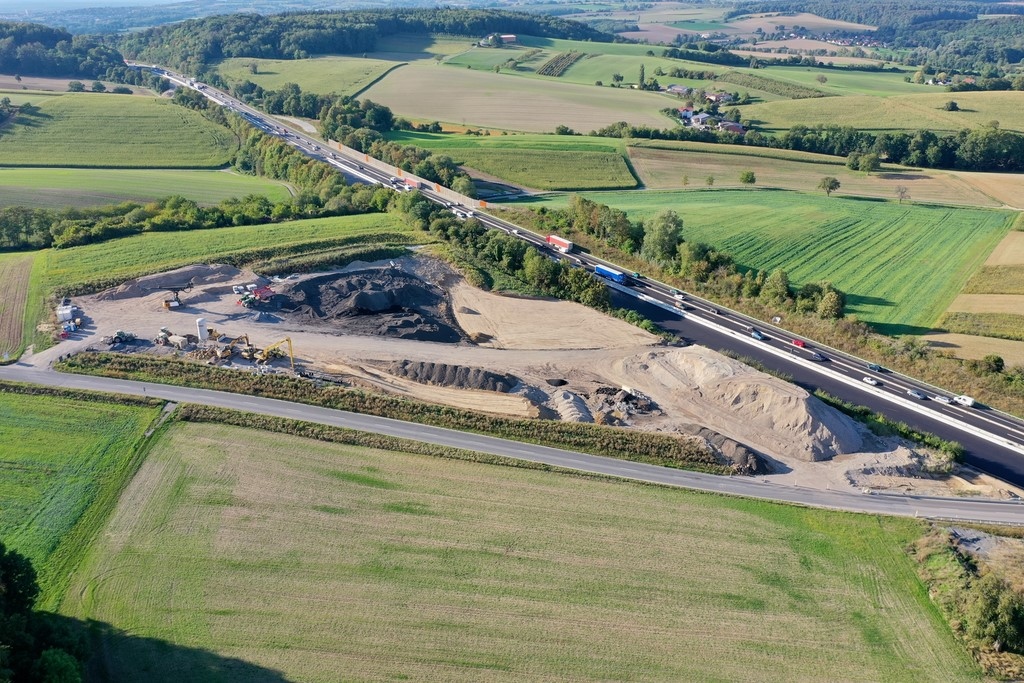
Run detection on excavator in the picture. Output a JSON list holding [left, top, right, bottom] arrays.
[[209, 334, 249, 361], [255, 337, 294, 371]]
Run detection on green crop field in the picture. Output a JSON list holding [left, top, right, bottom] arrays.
[[668, 19, 728, 31], [0, 94, 239, 167], [62, 421, 979, 681], [387, 131, 636, 190], [42, 212, 414, 289], [361, 60, 675, 132], [516, 190, 1012, 333], [0, 168, 292, 208], [626, 143, 1000, 207], [0, 391, 159, 606], [739, 91, 1024, 133], [216, 56, 400, 96]]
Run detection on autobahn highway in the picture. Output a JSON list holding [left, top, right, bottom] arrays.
[[125, 64, 1024, 490]]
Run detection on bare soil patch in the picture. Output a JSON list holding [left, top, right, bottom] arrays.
[[450, 281, 656, 349], [950, 171, 1024, 210], [984, 230, 1024, 266], [923, 331, 1024, 365]]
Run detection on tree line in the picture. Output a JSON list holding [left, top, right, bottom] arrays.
[[113, 9, 612, 75], [591, 119, 1024, 173], [0, 21, 124, 79]]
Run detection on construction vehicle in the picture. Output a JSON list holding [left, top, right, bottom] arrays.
[[237, 285, 275, 308], [144, 277, 195, 309], [209, 334, 249, 360], [101, 330, 137, 345], [255, 337, 294, 371]]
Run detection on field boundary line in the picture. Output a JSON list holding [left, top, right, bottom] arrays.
[[350, 61, 409, 99]]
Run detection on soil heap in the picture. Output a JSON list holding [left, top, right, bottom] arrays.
[[388, 360, 519, 392], [96, 264, 243, 301], [278, 269, 466, 343]]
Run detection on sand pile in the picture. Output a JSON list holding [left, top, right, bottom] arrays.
[[620, 348, 864, 461], [387, 360, 519, 393], [278, 269, 466, 343], [97, 264, 243, 301]]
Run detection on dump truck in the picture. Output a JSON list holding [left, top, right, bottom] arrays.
[[594, 264, 626, 284], [546, 235, 574, 253]]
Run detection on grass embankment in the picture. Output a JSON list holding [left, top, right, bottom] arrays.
[[0, 168, 292, 209], [58, 353, 726, 475], [0, 94, 238, 167], [0, 385, 162, 607], [61, 418, 981, 681], [514, 189, 1013, 333], [216, 56, 399, 96], [42, 212, 417, 294], [385, 131, 637, 190]]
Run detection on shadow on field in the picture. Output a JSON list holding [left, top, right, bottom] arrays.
[[50, 615, 291, 682]]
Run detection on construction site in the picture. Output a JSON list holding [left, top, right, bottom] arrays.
[[35, 256, 1024, 501]]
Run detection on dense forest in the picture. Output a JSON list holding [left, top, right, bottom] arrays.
[[0, 22, 124, 78], [113, 9, 612, 74]]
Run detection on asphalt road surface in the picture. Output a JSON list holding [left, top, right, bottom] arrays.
[[2, 365, 1022, 525]]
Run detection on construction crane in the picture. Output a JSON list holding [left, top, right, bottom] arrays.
[[143, 277, 195, 308], [255, 337, 294, 371]]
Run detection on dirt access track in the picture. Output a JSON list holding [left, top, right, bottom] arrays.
[[38, 256, 1023, 500]]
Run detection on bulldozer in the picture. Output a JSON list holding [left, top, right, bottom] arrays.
[[255, 337, 294, 371]]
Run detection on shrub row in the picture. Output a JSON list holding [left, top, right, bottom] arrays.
[[0, 378, 162, 409], [814, 389, 965, 460], [60, 354, 729, 475]]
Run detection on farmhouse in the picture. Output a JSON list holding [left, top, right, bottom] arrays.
[[678, 105, 694, 120], [667, 84, 691, 96], [718, 121, 745, 134], [705, 92, 734, 104], [500, 34, 517, 44], [692, 112, 714, 126]]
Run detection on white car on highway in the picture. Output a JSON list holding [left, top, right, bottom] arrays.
[[933, 395, 953, 404], [862, 377, 880, 386]]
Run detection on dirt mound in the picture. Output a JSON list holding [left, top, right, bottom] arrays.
[[551, 390, 594, 423], [619, 348, 864, 462], [97, 264, 243, 301], [278, 269, 466, 343], [387, 360, 519, 393], [679, 423, 768, 475]]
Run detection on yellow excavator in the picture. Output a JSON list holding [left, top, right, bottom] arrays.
[[255, 337, 294, 371], [210, 334, 249, 360]]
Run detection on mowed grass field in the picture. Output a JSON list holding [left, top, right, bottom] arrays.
[[62, 421, 980, 682], [626, 142, 1001, 208], [42, 212, 415, 289], [517, 190, 1013, 332], [739, 91, 1024, 133], [216, 56, 399, 96], [0, 253, 33, 358], [0, 168, 292, 208], [0, 94, 239, 167], [386, 131, 637, 190], [0, 391, 159, 606], [361, 61, 674, 132]]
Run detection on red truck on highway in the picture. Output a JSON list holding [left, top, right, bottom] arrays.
[[546, 235, 574, 253]]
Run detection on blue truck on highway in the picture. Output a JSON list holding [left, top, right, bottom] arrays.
[[594, 264, 627, 284]]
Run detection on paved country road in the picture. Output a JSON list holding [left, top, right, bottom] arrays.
[[3, 365, 1022, 525]]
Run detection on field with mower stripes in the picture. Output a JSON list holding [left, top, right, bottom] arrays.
[[515, 190, 1013, 333], [61, 421, 979, 682]]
